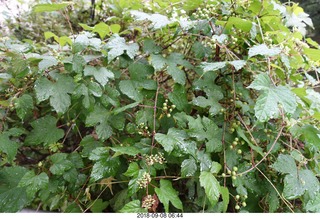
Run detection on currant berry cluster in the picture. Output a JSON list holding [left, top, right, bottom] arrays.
[[234, 194, 248, 211], [145, 153, 165, 166], [162, 99, 176, 118], [137, 122, 151, 137], [141, 195, 156, 209], [137, 172, 151, 189]]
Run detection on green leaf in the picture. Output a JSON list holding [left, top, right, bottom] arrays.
[[155, 128, 188, 153], [90, 156, 121, 181], [18, 172, 49, 198], [236, 127, 264, 156], [150, 54, 167, 70], [306, 193, 320, 212], [283, 174, 305, 199], [199, 171, 220, 206], [248, 74, 297, 121], [197, 151, 212, 171], [33, 3, 70, 13], [124, 162, 140, 177], [143, 39, 161, 54], [304, 48, 320, 61], [0, 187, 28, 212], [168, 84, 190, 111], [113, 102, 139, 115], [90, 199, 109, 213], [93, 22, 110, 39], [167, 65, 186, 85], [14, 94, 33, 120], [271, 154, 297, 175], [34, 74, 75, 113], [119, 80, 143, 102], [220, 186, 229, 213], [192, 41, 212, 59], [226, 17, 253, 32], [96, 121, 113, 140], [110, 146, 141, 157], [0, 133, 20, 163], [130, 11, 172, 29], [84, 66, 114, 87], [25, 115, 64, 146], [118, 200, 147, 213], [49, 153, 74, 175], [155, 180, 183, 212], [248, 44, 281, 58], [72, 54, 85, 73], [210, 161, 222, 174], [201, 61, 226, 72], [38, 56, 58, 71], [181, 158, 197, 177], [105, 34, 139, 62]]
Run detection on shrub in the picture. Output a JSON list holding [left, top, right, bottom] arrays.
[[0, 0, 320, 213]]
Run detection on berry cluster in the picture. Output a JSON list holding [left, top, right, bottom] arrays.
[[141, 195, 156, 209], [145, 153, 165, 166], [234, 194, 248, 211], [137, 122, 151, 137], [192, 4, 217, 20], [137, 172, 151, 189], [162, 99, 176, 118]]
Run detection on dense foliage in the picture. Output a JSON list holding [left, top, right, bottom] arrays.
[[1, 0, 320, 213]]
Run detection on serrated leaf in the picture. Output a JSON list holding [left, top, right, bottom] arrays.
[[110, 146, 141, 157], [248, 74, 297, 121], [14, 94, 33, 120], [155, 180, 183, 212], [119, 80, 143, 101], [18, 172, 49, 198], [90, 156, 121, 181], [38, 56, 58, 71], [124, 162, 140, 177], [199, 171, 220, 206], [93, 22, 110, 39], [131, 11, 172, 29], [72, 54, 85, 73], [181, 158, 197, 177], [88, 81, 103, 97], [168, 84, 189, 111], [210, 161, 222, 174], [192, 41, 212, 59], [84, 66, 114, 86], [143, 39, 161, 54], [90, 199, 109, 213], [33, 3, 70, 13], [105, 34, 139, 62], [283, 174, 305, 199], [220, 186, 229, 213], [113, 102, 139, 115], [0, 187, 28, 212], [49, 153, 74, 175], [271, 154, 297, 175], [248, 44, 281, 58], [201, 61, 226, 72], [167, 65, 185, 85], [25, 115, 64, 146], [34, 74, 75, 113], [228, 60, 246, 71], [96, 121, 113, 140], [0, 133, 20, 163], [118, 200, 147, 213], [306, 193, 320, 212], [197, 151, 212, 171], [155, 128, 188, 153]]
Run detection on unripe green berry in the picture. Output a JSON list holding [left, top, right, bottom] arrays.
[[232, 141, 238, 146], [163, 106, 168, 111], [222, 173, 226, 177], [235, 195, 240, 200], [232, 176, 237, 180], [232, 171, 236, 176], [233, 166, 238, 172], [167, 113, 171, 118], [227, 169, 231, 174], [235, 137, 239, 142], [237, 149, 242, 154], [235, 205, 240, 210], [242, 202, 247, 207]]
